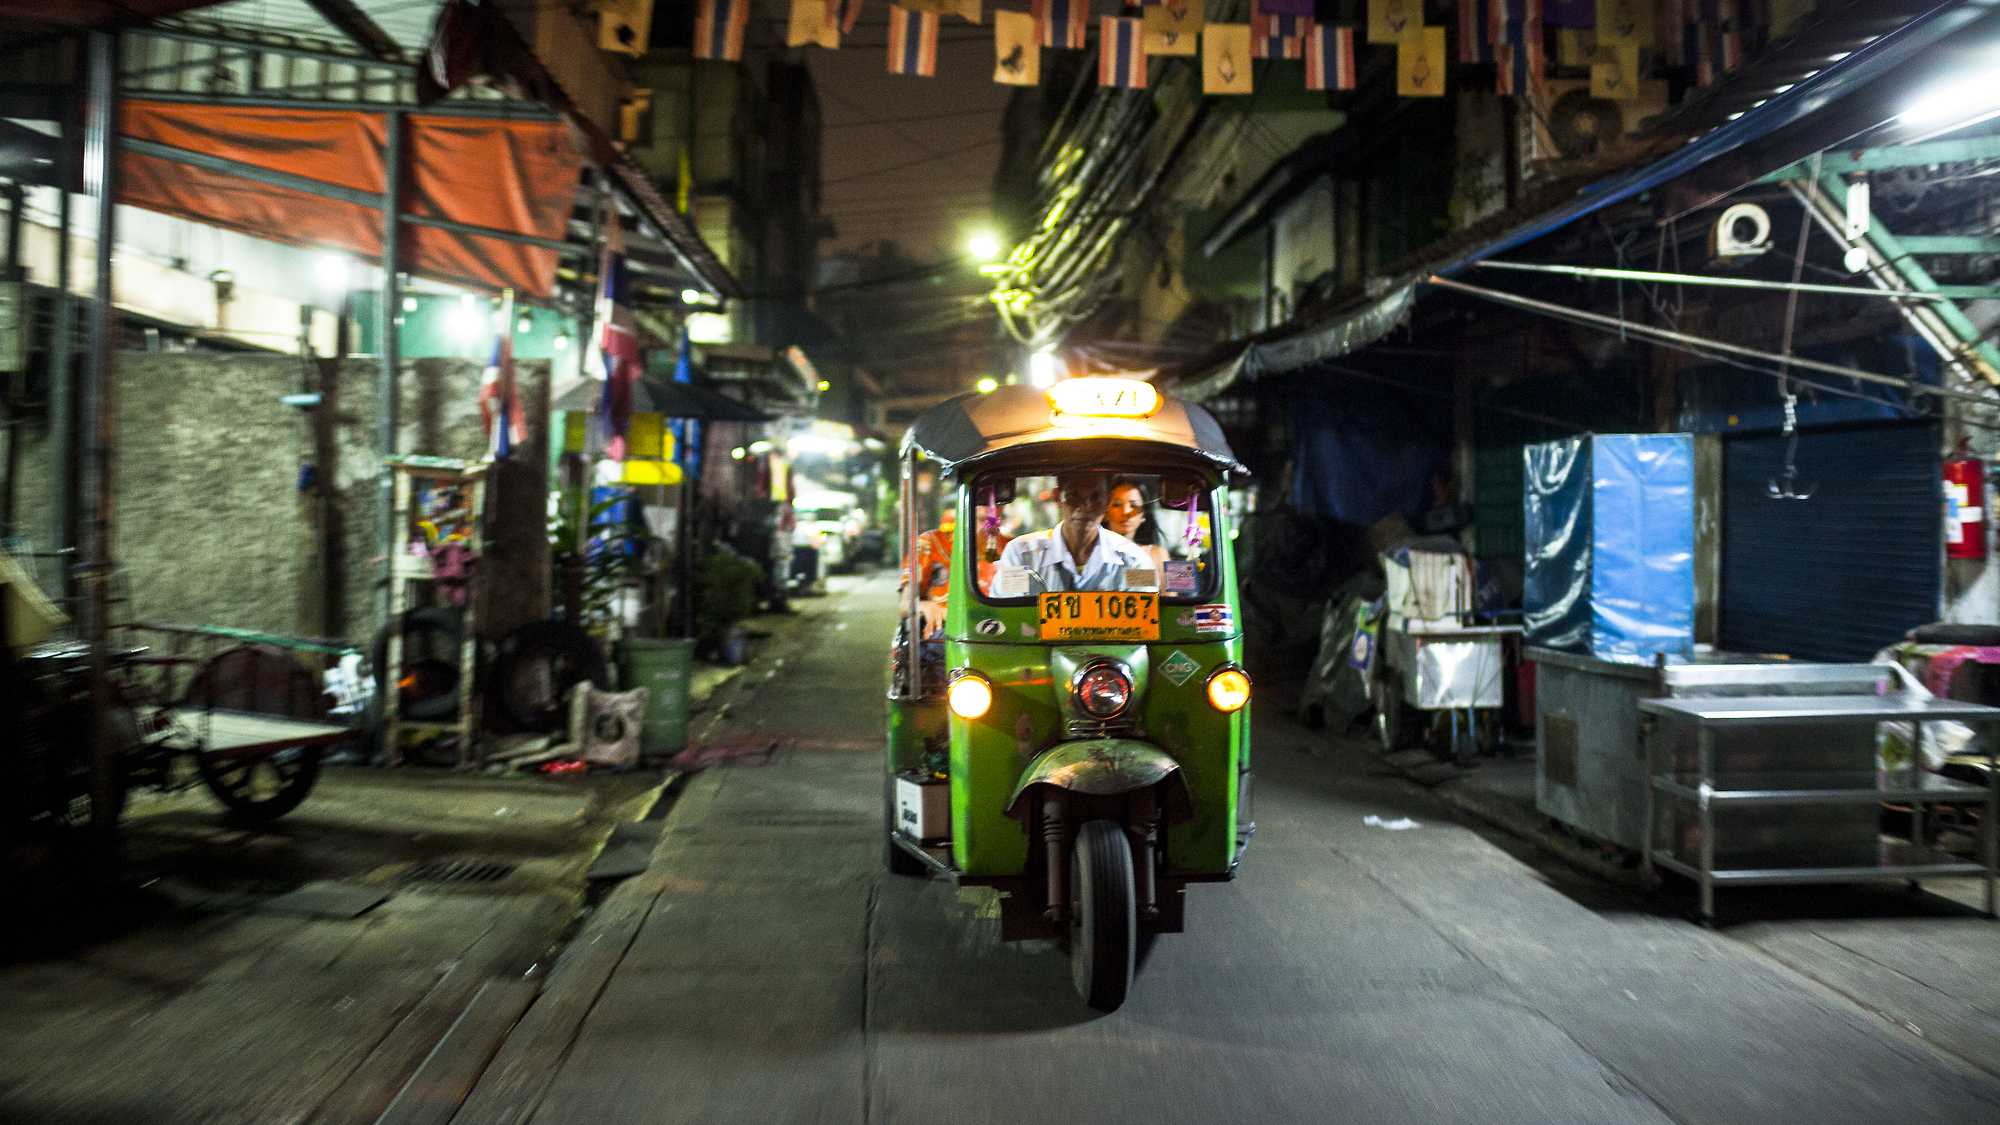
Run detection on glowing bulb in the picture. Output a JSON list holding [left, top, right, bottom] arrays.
[[966, 230, 1004, 263], [975, 376, 999, 394]]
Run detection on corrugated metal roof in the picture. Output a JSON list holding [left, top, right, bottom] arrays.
[[192, 0, 440, 54]]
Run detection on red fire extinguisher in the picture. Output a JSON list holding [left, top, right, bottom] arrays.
[[1945, 444, 1986, 560]]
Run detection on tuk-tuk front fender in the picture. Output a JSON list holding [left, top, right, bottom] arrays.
[[1004, 739, 1193, 822]]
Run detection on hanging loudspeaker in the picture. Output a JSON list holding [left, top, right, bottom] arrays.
[[1712, 203, 1772, 258]]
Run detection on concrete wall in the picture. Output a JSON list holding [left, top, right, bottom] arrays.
[[8, 352, 549, 645]]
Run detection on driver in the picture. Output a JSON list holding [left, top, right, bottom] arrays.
[[996, 472, 1153, 593]]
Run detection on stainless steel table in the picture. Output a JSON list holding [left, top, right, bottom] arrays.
[[1639, 694, 2000, 925]]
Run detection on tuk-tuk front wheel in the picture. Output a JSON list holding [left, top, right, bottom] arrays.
[[1069, 819, 1136, 1012]]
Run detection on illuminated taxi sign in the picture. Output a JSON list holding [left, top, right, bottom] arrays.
[[1046, 377, 1162, 419]]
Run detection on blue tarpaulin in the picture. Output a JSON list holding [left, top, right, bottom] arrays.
[[1524, 434, 1694, 663]]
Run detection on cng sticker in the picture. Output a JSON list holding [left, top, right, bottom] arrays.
[[1159, 650, 1201, 687]]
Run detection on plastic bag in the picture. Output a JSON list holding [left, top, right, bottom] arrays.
[[1875, 659, 1975, 773]]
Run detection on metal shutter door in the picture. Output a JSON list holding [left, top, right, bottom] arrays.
[[1719, 422, 1940, 662]]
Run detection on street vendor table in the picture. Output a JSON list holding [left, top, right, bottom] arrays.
[[1640, 694, 2000, 925]]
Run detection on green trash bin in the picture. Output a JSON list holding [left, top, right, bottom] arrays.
[[622, 638, 696, 758]]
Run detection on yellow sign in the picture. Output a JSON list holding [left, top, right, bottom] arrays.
[[1367, 0, 1423, 45], [1202, 24, 1254, 95], [994, 10, 1040, 85], [1047, 376, 1162, 418], [1595, 0, 1654, 48], [1039, 592, 1160, 642], [1592, 42, 1641, 100], [786, 0, 839, 48], [1396, 26, 1446, 97], [1144, 1, 1202, 58]]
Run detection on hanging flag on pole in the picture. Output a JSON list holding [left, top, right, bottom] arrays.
[[693, 0, 747, 61], [480, 289, 528, 461], [1202, 24, 1254, 95], [994, 10, 1041, 83], [787, 0, 840, 48], [592, 211, 641, 462], [1459, 0, 1495, 63], [1032, 0, 1087, 50], [1397, 25, 1446, 96], [1142, 0, 1201, 58], [1099, 16, 1147, 88], [1304, 23, 1357, 91], [887, 5, 940, 76]]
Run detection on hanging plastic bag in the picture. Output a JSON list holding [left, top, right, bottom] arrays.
[[1874, 657, 1975, 773]]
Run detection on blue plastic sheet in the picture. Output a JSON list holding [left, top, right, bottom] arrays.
[[1522, 434, 1694, 662]]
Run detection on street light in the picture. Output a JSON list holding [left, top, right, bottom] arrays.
[[966, 229, 1004, 263], [975, 375, 999, 394]]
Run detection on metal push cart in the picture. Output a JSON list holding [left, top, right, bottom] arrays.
[[1641, 693, 2000, 925]]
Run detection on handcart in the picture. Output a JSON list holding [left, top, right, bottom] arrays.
[[1370, 542, 1520, 765]]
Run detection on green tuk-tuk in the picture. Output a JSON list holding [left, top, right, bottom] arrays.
[[885, 377, 1253, 1011]]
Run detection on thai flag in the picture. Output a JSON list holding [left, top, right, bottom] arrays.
[[1303, 23, 1355, 92], [694, 0, 747, 61], [1490, 0, 1541, 42], [1496, 10, 1544, 96], [593, 211, 641, 462], [1098, 16, 1146, 88], [1251, 6, 1304, 60], [479, 291, 526, 461], [887, 5, 938, 77], [669, 330, 702, 481], [1459, 0, 1494, 63], [1032, 0, 1086, 50], [826, 0, 864, 34]]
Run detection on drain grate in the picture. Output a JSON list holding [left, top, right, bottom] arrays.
[[400, 859, 516, 885]]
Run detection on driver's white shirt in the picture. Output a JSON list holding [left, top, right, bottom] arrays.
[[997, 526, 1151, 593]]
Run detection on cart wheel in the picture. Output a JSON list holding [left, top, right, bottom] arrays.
[[196, 744, 322, 825], [1069, 819, 1136, 1012], [185, 646, 329, 823], [1373, 676, 1405, 752]]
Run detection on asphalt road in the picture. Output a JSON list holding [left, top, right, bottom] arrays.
[[474, 571, 2000, 1125]]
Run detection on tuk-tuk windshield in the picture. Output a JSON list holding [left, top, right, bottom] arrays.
[[967, 470, 1218, 602]]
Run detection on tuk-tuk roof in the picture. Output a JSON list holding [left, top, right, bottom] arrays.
[[901, 384, 1247, 476]]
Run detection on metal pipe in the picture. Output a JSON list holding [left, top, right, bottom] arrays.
[[120, 90, 554, 120], [1474, 258, 1958, 301], [379, 109, 401, 638], [1426, 274, 2000, 408], [50, 62, 75, 577], [1786, 174, 2000, 387], [133, 27, 414, 74], [81, 29, 120, 855]]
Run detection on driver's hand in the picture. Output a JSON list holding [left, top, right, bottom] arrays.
[[919, 599, 947, 637]]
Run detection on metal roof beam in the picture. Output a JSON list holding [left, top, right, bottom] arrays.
[[1760, 135, 2000, 182], [299, 0, 403, 61]]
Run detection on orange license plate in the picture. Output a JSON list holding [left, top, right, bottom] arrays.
[[1038, 592, 1160, 641]]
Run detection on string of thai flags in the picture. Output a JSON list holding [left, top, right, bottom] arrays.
[[688, 0, 1748, 98]]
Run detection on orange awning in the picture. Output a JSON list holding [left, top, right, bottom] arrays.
[[116, 99, 583, 298]]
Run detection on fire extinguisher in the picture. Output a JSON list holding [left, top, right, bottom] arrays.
[[1945, 443, 1986, 560]]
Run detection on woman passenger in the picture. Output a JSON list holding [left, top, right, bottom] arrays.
[[1104, 478, 1169, 572]]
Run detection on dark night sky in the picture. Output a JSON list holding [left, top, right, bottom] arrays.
[[804, 9, 1014, 261]]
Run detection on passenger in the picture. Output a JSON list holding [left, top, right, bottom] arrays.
[[1103, 477, 1170, 571], [997, 472, 1153, 593], [901, 509, 956, 637]]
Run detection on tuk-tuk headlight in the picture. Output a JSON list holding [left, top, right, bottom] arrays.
[[1073, 660, 1133, 719], [1205, 666, 1251, 713], [948, 671, 994, 720]]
